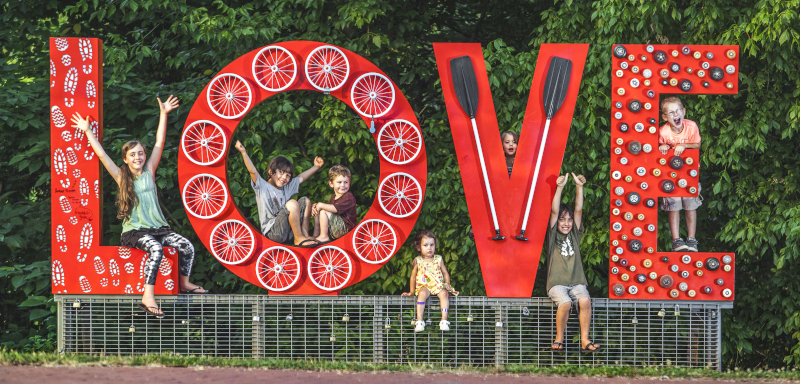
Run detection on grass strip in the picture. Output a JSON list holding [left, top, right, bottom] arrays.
[[1, 349, 799, 380]]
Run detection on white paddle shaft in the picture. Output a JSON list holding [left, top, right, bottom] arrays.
[[470, 117, 501, 233], [519, 117, 552, 233]]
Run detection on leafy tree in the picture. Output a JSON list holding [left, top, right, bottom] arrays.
[[1, 0, 798, 368]]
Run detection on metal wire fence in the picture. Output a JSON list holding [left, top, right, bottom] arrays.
[[56, 295, 730, 369]]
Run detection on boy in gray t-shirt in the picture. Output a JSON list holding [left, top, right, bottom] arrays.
[[235, 140, 324, 247]]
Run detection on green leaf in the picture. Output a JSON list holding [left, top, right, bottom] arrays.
[[29, 309, 51, 321]]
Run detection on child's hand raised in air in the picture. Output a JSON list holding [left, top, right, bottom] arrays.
[[314, 156, 324, 167], [571, 172, 586, 186], [556, 175, 569, 187], [158, 95, 180, 115], [70, 112, 90, 133], [235, 140, 246, 153]]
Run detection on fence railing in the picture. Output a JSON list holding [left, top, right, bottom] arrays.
[[55, 295, 730, 369]]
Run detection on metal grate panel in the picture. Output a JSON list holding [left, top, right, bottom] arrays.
[[56, 295, 729, 369]]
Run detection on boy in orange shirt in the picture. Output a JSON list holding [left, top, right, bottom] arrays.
[[658, 96, 701, 252]]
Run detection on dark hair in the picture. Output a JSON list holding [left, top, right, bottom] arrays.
[[267, 156, 293, 179], [558, 203, 574, 221], [116, 141, 145, 220], [501, 131, 518, 143], [412, 230, 436, 252]]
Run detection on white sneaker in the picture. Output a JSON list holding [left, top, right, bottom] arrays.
[[414, 320, 425, 332], [439, 320, 450, 331]]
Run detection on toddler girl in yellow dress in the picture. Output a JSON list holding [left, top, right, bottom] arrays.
[[402, 230, 458, 332]]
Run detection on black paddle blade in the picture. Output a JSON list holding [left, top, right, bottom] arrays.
[[450, 56, 480, 119], [542, 56, 572, 119]]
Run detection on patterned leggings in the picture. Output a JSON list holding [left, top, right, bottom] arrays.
[[134, 232, 195, 285]]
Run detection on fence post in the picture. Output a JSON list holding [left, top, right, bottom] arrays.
[[494, 301, 506, 368], [252, 297, 261, 359], [373, 297, 385, 363]]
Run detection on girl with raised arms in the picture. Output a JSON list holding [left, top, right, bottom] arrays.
[[71, 95, 205, 319]]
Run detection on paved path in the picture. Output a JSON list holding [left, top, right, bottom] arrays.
[[0, 366, 771, 384]]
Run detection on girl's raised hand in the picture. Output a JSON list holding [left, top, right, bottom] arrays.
[[571, 172, 586, 186], [158, 95, 180, 114], [234, 140, 245, 152], [70, 112, 90, 133], [556, 175, 568, 187], [314, 156, 324, 167]]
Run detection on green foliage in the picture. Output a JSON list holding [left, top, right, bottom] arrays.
[[1, 0, 799, 368]]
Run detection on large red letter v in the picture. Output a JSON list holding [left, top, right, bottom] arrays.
[[433, 43, 588, 297]]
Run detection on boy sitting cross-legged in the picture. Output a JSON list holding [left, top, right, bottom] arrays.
[[312, 165, 357, 243], [658, 96, 702, 252], [235, 140, 323, 247]]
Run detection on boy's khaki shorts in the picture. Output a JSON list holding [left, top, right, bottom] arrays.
[[548, 284, 590, 308], [328, 213, 349, 240], [266, 196, 309, 243], [660, 183, 703, 212]]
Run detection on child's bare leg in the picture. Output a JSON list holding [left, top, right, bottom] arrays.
[[416, 288, 430, 321], [578, 297, 597, 350], [286, 199, 314, 245], [437, 290, 449, 320], [141, 284, 163, 316], [668, 210, 681, 239], [315, 211, 331, 242], [554, 302, 571, 345], [301, 197, 312, 238], [313, 216, 321, 238], [685, 209, 697, 239]]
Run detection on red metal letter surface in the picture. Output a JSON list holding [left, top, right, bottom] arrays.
[[608, 44, 738, 300], [50, 38, 179, 294], [434, 43, 589, 297], [178, 41, 427, 295]]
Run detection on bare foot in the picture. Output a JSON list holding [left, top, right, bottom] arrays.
[[141, 298, 163, 316], [294, 236, 320, 246], [316, 236, 330, 243], [180, 282, 206, 293]]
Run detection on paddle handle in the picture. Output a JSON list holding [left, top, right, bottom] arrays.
[[519, 117, 552, 234], [469, 117, 501, 234]]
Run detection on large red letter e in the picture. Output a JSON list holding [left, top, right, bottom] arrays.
[[434, 43, 588, 297]]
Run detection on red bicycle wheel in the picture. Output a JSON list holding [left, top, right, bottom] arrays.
[[210, 220, 255, 265], [377, 119, 422, 165], [304, 45, 350, 92], [378, 172, 422, 218], [352, 219, 397, 264], [350, 72, 395, 118], [255, 246, 301, 291], [182, 174, 229, 219], [307, 246, 352, 291], [181, 120, 227, 165], [206, 73, 252, 119], [252, 46, 297, 92]]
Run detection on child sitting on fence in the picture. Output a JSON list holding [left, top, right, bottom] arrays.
[[402, 230, 459, 332], [658, 96, 702, 252], [71, 95, 206, 319], [546, 173, 600, 353], [235, 140, 324, 247], [311, 165, 357, 243]]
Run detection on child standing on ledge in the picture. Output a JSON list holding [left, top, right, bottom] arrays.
[[546, 173, 600, 353], [658, 96, 702, 252], [402, 230, 458, 332]]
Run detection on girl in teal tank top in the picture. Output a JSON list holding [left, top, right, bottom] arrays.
[[71, 95, 206, 319]]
